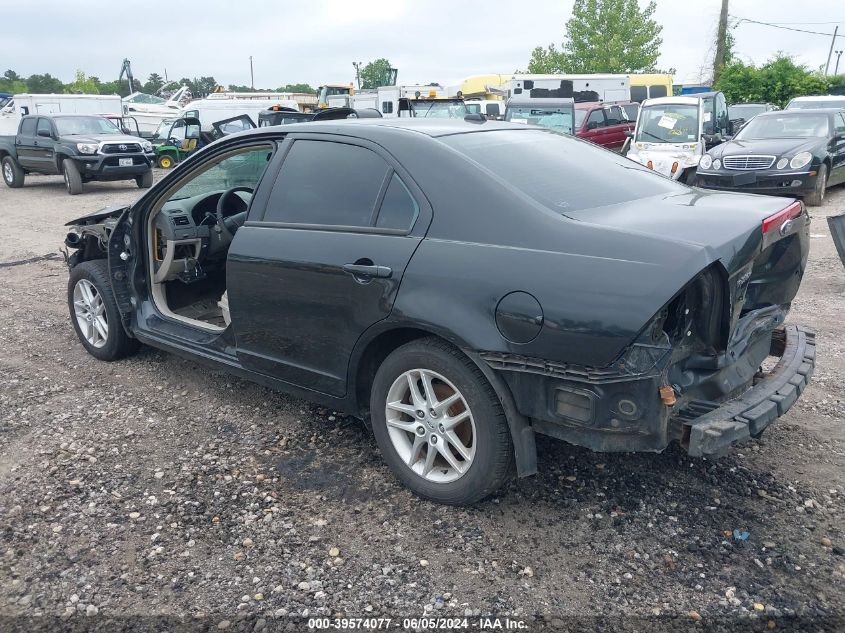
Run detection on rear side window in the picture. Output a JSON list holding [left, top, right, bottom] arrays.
[[265, 140, 388, 227], [376, 174, 419, 230], [605, 106, 625, 125], [443, 130, 683, 213], [19, 118, 36, 136]]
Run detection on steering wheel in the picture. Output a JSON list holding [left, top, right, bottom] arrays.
[[215, 186, 253, 242]]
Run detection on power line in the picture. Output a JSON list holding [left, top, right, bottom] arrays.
[[731, 15, 845, 38]]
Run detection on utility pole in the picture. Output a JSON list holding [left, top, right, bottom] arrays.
[[824, 27, 839, 75], [353, 61, 362, 89], [835, 50, 843, 76], [249, 56, 254, 90], [713, 0, 730, 84]]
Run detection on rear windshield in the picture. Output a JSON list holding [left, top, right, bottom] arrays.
[[787, 98, 845, 110], [443, 129, 683, 212]]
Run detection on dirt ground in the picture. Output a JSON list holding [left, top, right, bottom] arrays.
[[0, 171, 843, 632]]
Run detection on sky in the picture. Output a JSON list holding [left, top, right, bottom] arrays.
[[1, 0, 843, 89]]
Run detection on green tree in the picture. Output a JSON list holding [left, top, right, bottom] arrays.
[[143, 73, 165, 94], [66, 70, 99, 94], [714, 55, 830, 108], [528, 0, 665, 74], [0, 70, 26, 94], [360, 58, 394, 89], [26, 73, 65, 93], [278, 83, 316, 94]]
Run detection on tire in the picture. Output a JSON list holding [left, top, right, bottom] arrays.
[[682, 168, 698, 186], [804, 163, 828, 207], [157, 154, 175, 169], [136, 169, 153, 188], [67, 260, 140, 362], [2, 156, 25, 188], [62, 158, 83, 195], [370, 337, 513, 505]]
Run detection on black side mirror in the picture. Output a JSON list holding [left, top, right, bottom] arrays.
[[624, 130, 634, 138], [37, 128, 52, 138]]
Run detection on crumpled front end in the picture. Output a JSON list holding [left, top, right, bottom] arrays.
[[627, 142, 703, 180]]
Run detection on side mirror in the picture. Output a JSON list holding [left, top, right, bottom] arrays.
[[37, 128, 52, 138], [624, 130, 634, 139], [702, 133, 718, 146]]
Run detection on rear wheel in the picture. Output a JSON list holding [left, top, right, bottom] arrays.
[[2, 156, 25, 188], [68, 260, 140, 361], [805, 163, 827, 207], [370, 337, 513, 505], [136, 169, 153, 188], [63, 159, 83, 195]]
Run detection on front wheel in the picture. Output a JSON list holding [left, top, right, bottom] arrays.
[[805, 163, 827, 207], [136, 170, 153, 188], [157, 154, 175, 169], [63, 159, 83, 195], [2, 156, 25, 188], [370, 337, 513, 505], [68, 260, 140, 361]]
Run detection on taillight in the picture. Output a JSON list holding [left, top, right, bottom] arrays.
[[762, 200, 802, 234]]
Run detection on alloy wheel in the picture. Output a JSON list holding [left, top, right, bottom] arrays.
[[3, 162, 12, 184], [384, 368, 476, 483], [73, 279, 108, 348]]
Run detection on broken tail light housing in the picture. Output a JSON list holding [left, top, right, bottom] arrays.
[[762, 200, 803, 249], [763, 201, 802, 234]]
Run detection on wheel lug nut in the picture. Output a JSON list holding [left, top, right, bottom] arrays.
[[416, 410, 425, 418], [429, 409, 437, 417], [430, 436, 438, 444], [416, 426, 425, 436], [438, 424, 445, 433]]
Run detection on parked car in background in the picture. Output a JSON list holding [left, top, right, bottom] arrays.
[[64, 119, 813, 504], [786, 95, 845, 110], [573, 102, 635, 150], [504, 98, 575, 135], [696, 109, 845, 206], [0, 114, 154, 194], [464, 100, 505, 120], [728, 102, 778, 123], [626, 92, 731, 182]]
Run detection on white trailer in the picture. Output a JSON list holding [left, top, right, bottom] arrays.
[[0, 93, 122, 135], [503, 74, 630, 103], [351, 84, 465, 118], [181, 95, 300, 132]]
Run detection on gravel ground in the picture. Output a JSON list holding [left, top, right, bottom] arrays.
[[1, 171, 844, 632]]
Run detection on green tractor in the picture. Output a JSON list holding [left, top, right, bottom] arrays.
[[152, 116, 202, 169]]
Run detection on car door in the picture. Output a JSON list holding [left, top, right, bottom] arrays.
[[832, 113, 845, 185], [581, 108, 608, 146], [226, 135, 431, 396], [34, 117, 57, 173], [14, 117, 39, 169], [604, 105, 630, 150]]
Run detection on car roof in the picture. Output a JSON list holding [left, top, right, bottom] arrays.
[[754, 108, 842, 117], [789, 95, 845, 101], [642, 95, 702, 106], [240, 118, 525, 138]]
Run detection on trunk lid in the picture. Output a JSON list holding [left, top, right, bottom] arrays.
[[564, 190, 810, 335]]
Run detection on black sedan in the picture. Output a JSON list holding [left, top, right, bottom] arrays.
[[64, 120, 814, 504], [696, 109, 845, 205]]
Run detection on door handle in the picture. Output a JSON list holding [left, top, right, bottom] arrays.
[[342, 263, 392, 279]]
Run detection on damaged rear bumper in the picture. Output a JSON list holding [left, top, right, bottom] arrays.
[[678, 325, 815, 457]]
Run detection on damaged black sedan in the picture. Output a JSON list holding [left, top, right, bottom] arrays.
[[64, 120, 814, 504]]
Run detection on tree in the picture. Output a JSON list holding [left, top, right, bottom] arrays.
[[360, 58, 394, 90], [4, 69, 21, 82], [143, 73, 165, 94], [67, 70, 99, 94], [26, 73, 65, 93], [528, 0, 665, 74], [278, 83, 315, 94], [0, 70, 26, 94], [714, 55, 830, 108]]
